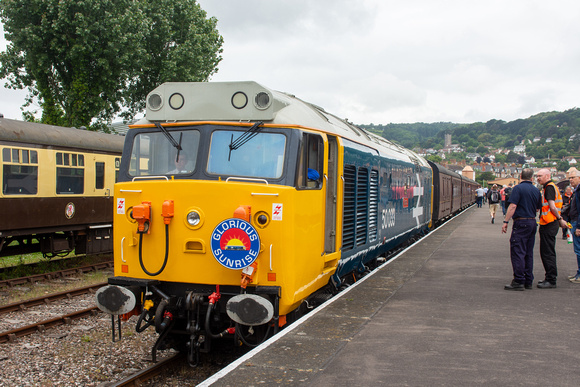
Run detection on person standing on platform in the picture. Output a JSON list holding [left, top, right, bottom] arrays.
[[475, 186, 485, 208], [566, 170, 580, 282], [536, 168, 567, 289], [487, 184, 501, 223], [561, 186, 573, 239], [503, 183, 513, 216], [502, 168, 542, 291], [483, 186, 488, 205], [500, 185, 507, 216]]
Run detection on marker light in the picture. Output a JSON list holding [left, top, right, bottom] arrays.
[[169, 93, 184, 110], [231, 91, 248, 109]]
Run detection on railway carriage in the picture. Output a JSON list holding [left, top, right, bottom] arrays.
[[0, 118, 124, 257], [96, 81, 438, 364]]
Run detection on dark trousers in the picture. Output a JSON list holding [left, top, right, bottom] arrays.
[[539, 220, 560, 283], [510, 219, 537, 284]]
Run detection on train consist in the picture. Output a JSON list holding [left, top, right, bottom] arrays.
[[0, 118, 124, 257], [95, 81, 477, 364]]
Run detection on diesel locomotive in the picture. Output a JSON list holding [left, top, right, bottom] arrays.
[[0, 118, 124, 258], [95, 81, 476, 364]]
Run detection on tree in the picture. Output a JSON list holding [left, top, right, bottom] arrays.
[[506, 151, 519, 163], [426, 154, 442, 163], [476, 171, 495, 186], [0, 0, 223, 129], [476, 145, 487, 155], [495, 153, 507, 163]]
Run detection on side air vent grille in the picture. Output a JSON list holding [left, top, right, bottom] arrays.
[[342, 165, 356, 251], [368, 169, 379, 242], [356, 167, 369, 246]]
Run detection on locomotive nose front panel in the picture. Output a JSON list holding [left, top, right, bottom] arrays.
[[113, 180, 291, 286]]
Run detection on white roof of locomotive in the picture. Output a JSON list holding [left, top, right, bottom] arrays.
[[142, 81, 427, 167]]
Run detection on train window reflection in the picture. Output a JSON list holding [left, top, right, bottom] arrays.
[[95, 162, 105, 189], [3, 165, 38, 195], [129, 130, 200, 176], [207, 131, 285, 179], [2, 148, 39, 195], [57, 167, 84, 194]]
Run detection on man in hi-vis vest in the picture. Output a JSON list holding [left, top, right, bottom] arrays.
[[536, 169, 567, 288]]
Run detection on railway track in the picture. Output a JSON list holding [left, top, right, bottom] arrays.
[[0, 282, 106, 315], [0, 282, 107, 343], [109, 353, 185, 386], [0, 260, 113, 288], [0, 305, 100, 344]]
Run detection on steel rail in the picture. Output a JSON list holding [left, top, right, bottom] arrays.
[[0, 306, 100, 344], [0, 282, 107, 315], [108, 353, 184, 387]]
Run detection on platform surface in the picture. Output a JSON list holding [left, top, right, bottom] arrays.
[[206, 206, 580, 386]]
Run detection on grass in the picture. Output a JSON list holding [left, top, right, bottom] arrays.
[[0, 253, 112, 280]]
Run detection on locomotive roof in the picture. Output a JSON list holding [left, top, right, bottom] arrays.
[[141, 81, 429, 168], [0, 118, 125, 154]]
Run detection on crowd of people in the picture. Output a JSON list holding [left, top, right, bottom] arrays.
[[478, 167, 580, 290]]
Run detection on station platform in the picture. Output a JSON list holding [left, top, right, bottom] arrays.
[[203, 205, 580, 386]]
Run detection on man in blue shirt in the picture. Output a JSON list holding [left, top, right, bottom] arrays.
[[475, 186, 485, 208], [501, 168, 542, 290], [567, 168, 580, 282]]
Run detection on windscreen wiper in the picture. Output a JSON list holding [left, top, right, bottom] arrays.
[[154, 122, 183, 162], [228, 121, 263, 161]]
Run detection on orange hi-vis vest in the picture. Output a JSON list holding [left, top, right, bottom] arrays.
[[540, 181, 563, 225]]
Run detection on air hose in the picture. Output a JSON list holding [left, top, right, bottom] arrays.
[[139, 224, 170, 276]]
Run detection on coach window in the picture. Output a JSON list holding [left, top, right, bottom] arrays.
[[115, 157, 121, 182], [296, 133, 323, 189], [2, 148, 38, 195], [56, 152, 84, 194], [95, 162, 105, 189]]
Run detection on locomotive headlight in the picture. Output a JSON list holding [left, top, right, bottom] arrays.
[[187, 211, 201, 226], [184, 207, 204, 230], [254, 91, 271, 110], [148, 92, 163, 111]]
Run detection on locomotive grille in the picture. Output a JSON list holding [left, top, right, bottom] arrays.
[[356, 167, 369, 246], [368, 170, 379, 242], [342, 165, 356, 250]]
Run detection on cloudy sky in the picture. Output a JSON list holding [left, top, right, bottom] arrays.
[[2, 0, 580, 125]]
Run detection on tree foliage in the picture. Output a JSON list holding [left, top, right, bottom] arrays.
[[361, 108, 580, 166], [0, 0, 223, 129]]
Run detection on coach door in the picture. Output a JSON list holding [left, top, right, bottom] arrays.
[[324, 136, 339, 255]]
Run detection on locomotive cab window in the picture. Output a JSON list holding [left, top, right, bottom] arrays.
[[296, 133, 323, 189], [129, 130, 200, 177], [207, 130, 286, 179], [2, 147, 38, 195]]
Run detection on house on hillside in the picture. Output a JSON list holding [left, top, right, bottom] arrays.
[[514, 144, 526, 153], [563, 156, 577, 165]]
